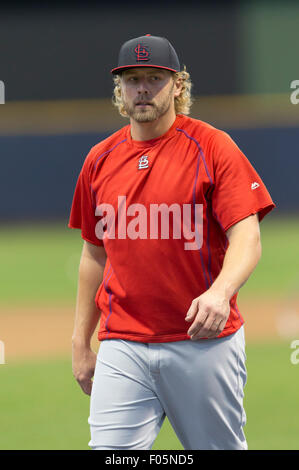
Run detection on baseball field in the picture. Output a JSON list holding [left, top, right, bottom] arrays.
[[1, 215, 299, 450]]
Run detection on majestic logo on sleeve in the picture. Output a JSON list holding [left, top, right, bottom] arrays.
[[251, 182, 260, 190], [138, 155, 149, 170], [134, 43, 150, 62]]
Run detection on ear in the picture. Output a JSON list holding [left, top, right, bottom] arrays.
[[173, 77, 183, 98]]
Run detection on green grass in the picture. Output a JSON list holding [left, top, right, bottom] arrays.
[[0, 341, 299, 450], [243, 341, 299, 450], [0, 215, 298, 305], [241, 215, 299, 297], [0, 357, 90, 450], [0, 222, 81, 304], [0, 217, 297, 450]]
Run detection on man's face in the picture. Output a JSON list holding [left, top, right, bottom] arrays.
[[120, 67, 176, 123]]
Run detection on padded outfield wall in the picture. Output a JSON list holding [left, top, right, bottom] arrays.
[[0, 95, 298, 221], [0, 2, 298, 220]]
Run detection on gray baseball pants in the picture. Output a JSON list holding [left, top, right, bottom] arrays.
[[88, 326, 247, 450]]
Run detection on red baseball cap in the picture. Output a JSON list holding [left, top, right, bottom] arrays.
[[111, 34, 181, 74]]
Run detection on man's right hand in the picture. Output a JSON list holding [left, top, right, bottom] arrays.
[[72, 344, 97, 395]]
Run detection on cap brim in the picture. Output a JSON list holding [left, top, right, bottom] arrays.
[[111, 64, 179, 74]]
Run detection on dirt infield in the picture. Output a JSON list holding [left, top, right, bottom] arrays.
[[0, 305, 98, 362], [1, 297, 299, 362]]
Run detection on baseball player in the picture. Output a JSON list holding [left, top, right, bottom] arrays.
[[69, 34, 275, 450]]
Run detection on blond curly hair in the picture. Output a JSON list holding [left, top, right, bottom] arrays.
[[112, 66, 193, 117]]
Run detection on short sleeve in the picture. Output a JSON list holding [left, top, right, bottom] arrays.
[[211, 130, 275, 232], [68, 152, 104, 246]]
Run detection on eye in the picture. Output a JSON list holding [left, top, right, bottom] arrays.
[[124, 75, 138, 82]]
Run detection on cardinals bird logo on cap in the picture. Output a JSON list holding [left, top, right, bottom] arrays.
[[134, 43, 150, 62]]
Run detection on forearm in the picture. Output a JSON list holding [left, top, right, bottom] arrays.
[[72, 245, 106, 348], [186, 215, 262, 339], [209, 218, 262, 300]]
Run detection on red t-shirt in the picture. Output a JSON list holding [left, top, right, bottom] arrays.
[[69, 114, 275, 342]]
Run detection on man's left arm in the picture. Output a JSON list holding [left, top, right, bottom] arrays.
[[185, 213, 262, 340]]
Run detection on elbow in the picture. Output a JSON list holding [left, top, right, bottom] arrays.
[[255, 235, 262, 266]]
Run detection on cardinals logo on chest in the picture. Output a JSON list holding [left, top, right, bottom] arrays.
[[138, 155, 149, 170]]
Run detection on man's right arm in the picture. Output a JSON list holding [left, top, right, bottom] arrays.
[[72, 240, 107, 395]]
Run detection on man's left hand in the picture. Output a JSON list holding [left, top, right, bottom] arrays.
[[185, 290, 230, 340]]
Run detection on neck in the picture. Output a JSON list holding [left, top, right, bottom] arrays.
[[130, 108, 177, 141]]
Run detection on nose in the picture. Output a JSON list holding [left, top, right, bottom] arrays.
[[136, 78, 149, 94]]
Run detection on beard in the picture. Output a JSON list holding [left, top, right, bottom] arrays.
[[122, 85, 174, 123]]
